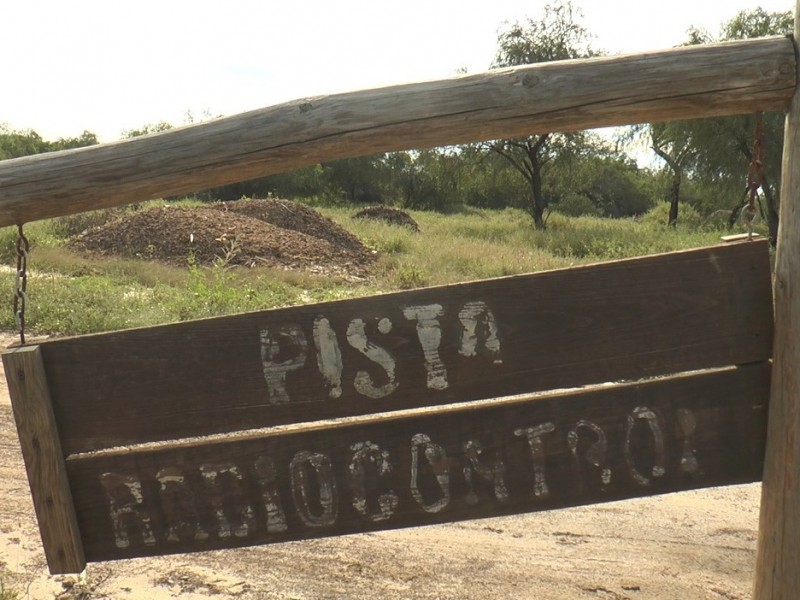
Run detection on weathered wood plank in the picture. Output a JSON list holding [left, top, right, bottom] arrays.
[[2, 346, 86, 574], [66, 363, 770, 563], [0, 37, 794, 227], [754, 10, 800, 599], [34, 241, 773, 456]]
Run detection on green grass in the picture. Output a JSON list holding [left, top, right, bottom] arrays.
[[0, 202, 766, 337]]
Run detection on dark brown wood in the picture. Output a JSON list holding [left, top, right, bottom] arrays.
[[65, 363, 770, 562], [2, 346, 86, 574], [0, 37, 794, 227], [33, 241, 773, 456]]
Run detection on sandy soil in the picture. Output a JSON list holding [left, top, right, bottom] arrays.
[[0, 332, 761, 600]]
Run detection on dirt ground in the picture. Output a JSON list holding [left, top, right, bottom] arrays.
[[0, 329, 762, 600], [353, 206, 421, 231]]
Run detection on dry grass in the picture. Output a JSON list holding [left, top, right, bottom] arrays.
[[0, 202, 763, 335]]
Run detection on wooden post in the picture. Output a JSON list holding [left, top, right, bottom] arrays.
[[2, 346, 86, 574], [753, 5, 800, 598]]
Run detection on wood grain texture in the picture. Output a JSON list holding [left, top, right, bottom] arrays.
[[65, 363, 770, 563], [754, 17, 800, 600], [2, 346, 86, 574], [0, 37, 794, 227], [33, 241, 773, 456]]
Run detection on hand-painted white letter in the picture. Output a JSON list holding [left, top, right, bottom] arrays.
[[346, 318, 398, 398], [625, 406, 667, 486], [676, 408, 701, 475], [410, 433, 450, 512], [100, 472, 156, 549], [313, 316, 343, 399], [261, 324, 308, 403], [462, 439, 509, 505], [403, 304, 448, 390], [156, 467, 208, 543], [515, 423, 556, 499], [458, 301, 502, 364], [200, 463, 256, 539], [567, 420, 612, 490], [254, 456, 289, 533], [349, 441, 399, 522], [290, 451, 338, 527]]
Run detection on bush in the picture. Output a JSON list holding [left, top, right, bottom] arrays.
[[552, 193, 602, 217], [640, 202, 703, 228]]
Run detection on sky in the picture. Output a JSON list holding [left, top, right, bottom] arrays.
[[2, 0, 794, 143]]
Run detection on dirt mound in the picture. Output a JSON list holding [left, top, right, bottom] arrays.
[[214, 198, 368, 253], [71, 205, 375, 279], [353, 206, 420, 231]]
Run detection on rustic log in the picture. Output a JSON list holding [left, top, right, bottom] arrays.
[[0, 37, 794, 227], [753, 9, 800, 599]]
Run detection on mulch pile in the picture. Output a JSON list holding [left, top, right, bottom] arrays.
[[353, 206, 420, 231], [70, 199, 376, 279]]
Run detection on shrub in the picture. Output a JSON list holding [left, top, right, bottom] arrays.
[[640, 202, 703, 228]]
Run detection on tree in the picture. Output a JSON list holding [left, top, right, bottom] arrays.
[[385, 149, 463, 211], [550, 152, 652, 218], [635, 8, 791, 237], [488, 1, 600, 228], [50, 130, 99, 152], [0, 125, 49, 159], [649, 122, 695, 226], [0, 124, 98, 160], [121, 121, 174, 139], [321, 155, 389, 204]]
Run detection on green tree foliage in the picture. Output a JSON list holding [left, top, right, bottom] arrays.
[[387, 149, 463, 211], [489, 1, 600, 228], [321, 155, 390, 204], [636, 7, 792, 238], [550, 153, 652, 218], [0, 125, 47, 159], [0, 124, 98, 160], [649, 122, 695, 227], [458, 146, 529, 210], [121, 121, 174, 139], [49, 130, 99, 151]]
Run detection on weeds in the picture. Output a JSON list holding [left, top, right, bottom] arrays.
[[0, 575, 27, 600], [0, 203, 758, 337]]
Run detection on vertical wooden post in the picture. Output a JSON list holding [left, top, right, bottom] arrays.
[[753, 6, 800, 598], [2, 345, 86, 574]]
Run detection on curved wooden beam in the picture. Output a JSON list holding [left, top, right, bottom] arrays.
[[0, 36, 795, 226]]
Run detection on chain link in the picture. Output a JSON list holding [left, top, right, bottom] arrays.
[[12, 224, 29, 345]]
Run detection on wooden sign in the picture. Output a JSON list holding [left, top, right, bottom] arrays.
[[36, 241, 771, 456], [3, 241, 774, 573]]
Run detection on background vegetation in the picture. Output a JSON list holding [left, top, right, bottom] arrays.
[[0, 200, 756, 337], [0, 3, 784, 338]]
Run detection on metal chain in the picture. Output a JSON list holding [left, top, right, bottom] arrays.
[[742, 112, 766, 240], [13, 224, 29, 345]]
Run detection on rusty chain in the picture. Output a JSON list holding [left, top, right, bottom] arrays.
[[12, 224, 29, 345]]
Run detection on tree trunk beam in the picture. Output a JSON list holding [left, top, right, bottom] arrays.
[[753, 10, 800, 599], [0, 37, 795, 226]]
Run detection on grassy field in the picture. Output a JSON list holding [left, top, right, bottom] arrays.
[[0, 201, 762, 337]]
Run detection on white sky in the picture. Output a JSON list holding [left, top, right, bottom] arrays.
[[2, 0, 793, 142]]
